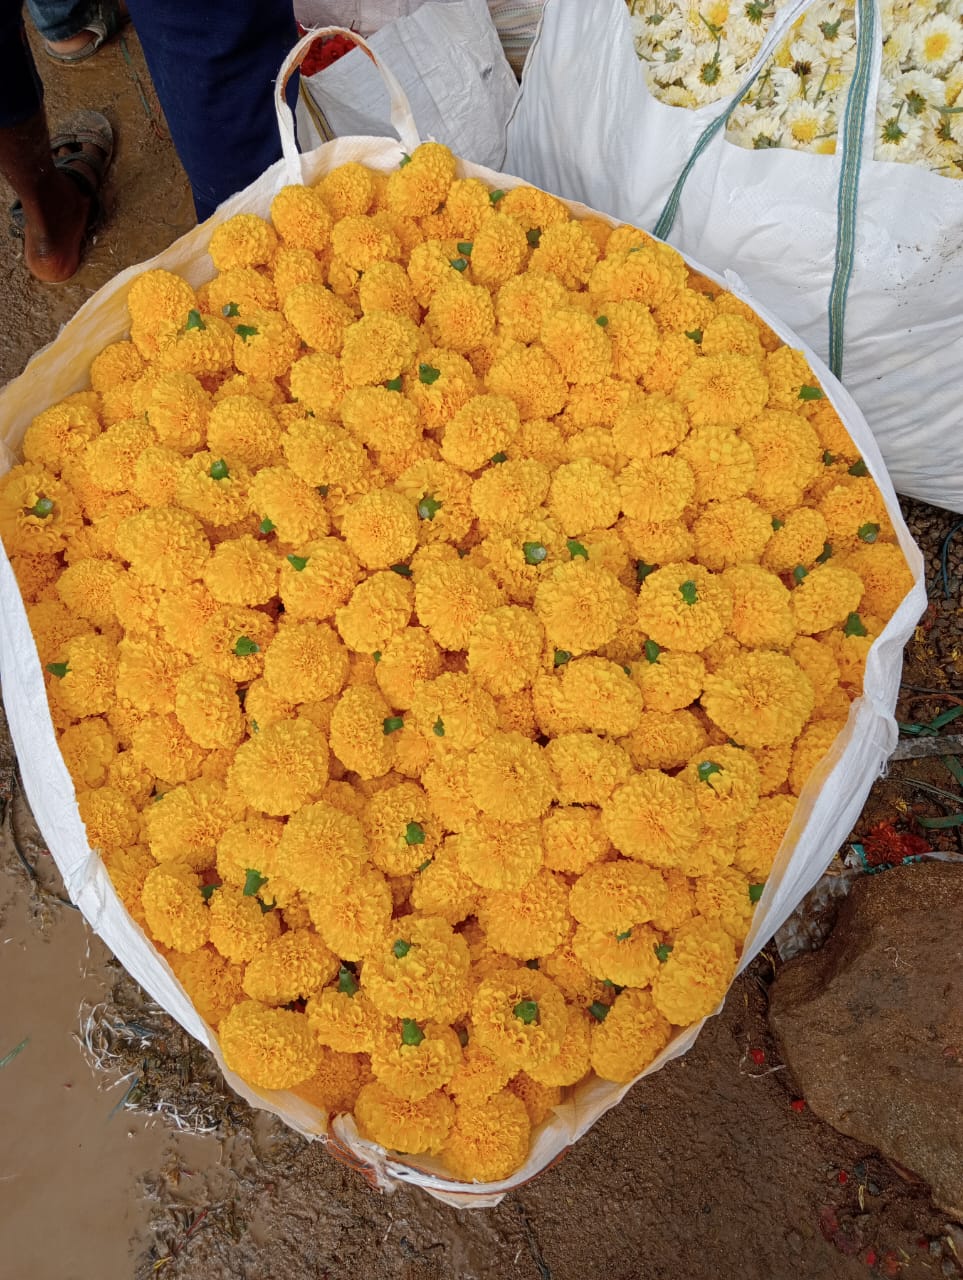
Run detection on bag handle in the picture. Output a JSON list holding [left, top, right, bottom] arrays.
[[274, 26, 422, 185]]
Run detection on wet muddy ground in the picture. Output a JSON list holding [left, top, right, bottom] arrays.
[[1, 23, 962, 1280]]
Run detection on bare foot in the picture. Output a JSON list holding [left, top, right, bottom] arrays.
[[23, 167, 91, 283]]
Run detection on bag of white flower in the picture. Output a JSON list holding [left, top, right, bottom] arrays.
[[0, 26, 926, 1210], [505, 0, 963, 513], [293, 0, 518, 171]]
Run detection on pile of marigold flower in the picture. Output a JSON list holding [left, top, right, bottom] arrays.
[[0, 142, 914, 1184], [627, 0, 963, 178]]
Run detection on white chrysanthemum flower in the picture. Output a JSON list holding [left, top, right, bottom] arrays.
[[912, 15, 962, 74], [658, 82, 702, 107], [917, 129, 958, 175], [684, 48, 741, 103], [892, 69, 946, 125], [783, 98, 833, 148], [944, 64, 963, 109], [769, 65, 810, 105], [684, 0, 732, 44], [874, 107, 926, 162], [881, 23, 914, 74], [800, 9, 856, 58]]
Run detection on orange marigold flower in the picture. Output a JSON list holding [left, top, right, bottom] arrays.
[[201, 534, 278, 606], [470, 967, 569, 1073], [652, 917, 737, 1026], [611, 391, 689, 460], [545, 732, 632, 807], [548, 457, 621, 533], [682, 744, 761, 831], [422, 752, 482, 832], [206, 395, 282, 470], [58, 717, 117, 791], [319, 162, 375, 218], [535, 559, 633, 656], [470, 458, 550, 530], [127, 268, 197, 359], [618, 454, 695, 525], [232, 308, 302, 380], [274, 800, 366, 899], [735, 793, 797, 881], [209, 883, 282, 964], [541, 805, 611, 875], [634, 648, 704, 713], [144, 372, 210, 454], [47, 632, 119, 720], [558, 657, 644, 737], [618, 516, 695, 566], [702, 650, 815, 748], [840, 542, 913, 621], [0, 463, 83, 556], [441, 1089, 531, 1181], [227, 717, 328, 814], [76, 785, 140, 857], [54, 558, 122, 629], [215, 813, 284, 886], [363, 915, 471, 1022], [287, 351, 346, 418], [721, 563, 796, 650], [693, 498, 773, 573], [506, 1072, 562, 1127], [457, 817, 543, 892], [478, 870, 570, 958], [573, 921, 661, 988], [414, 559, 503, 651], [603, 770, 703, 868], [263, 620, 348, 705], [588, 242, 688, 308], [622, 708, 707, 771], [529, 220, 599, 289], [335, 571, 413, 653], [818, 480, 891, 551], [370, 1020, 463, 1101], [467, 605, 543, 696], [495, 270, 568, 342], [486, 344, 567, 421], [209, 214, 278, 270], [742, 411, 822, 511], [427, 279, 496, 354], [637, 561, 733, 653], [340, 490, 419, 570], [467, 732, 554, 823], [174, 667, 245, 750], [386, 142, 455, 217], [446, 1043, 512, 1105], [363, 781, 440, 877], [23, 399, 102, 473], [167, 945, 245, 1027], [676, 423, 757, 504], [141, 862, 209, 953], [355, 1081, 454, 1155], [242, 929, 339, 1006], [764, 345, 817, 410], [270, 183, 333, 252], [440, 394, 519, 472], [790, 563, 865, 635], [219, 999, 317, 1091], [89, 339, 144, 391], [358, 260, 421, 322], [761, 507, 830, 575], [204, 265, 278, 317], [292, 1046, 372, 1116], [410, 672, 498, 754], [540, 307, 612, 385], [328, 683, 398, 779], [590, 987, 672, 1083]]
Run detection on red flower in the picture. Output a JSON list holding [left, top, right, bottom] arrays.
[[862, 820, 930, 867], [790, 1098, 806, 1113], [297, 28, 358, 77], [748, 1047, 765, 1066]]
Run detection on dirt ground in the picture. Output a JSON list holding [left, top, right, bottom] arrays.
[[1, 24, 962, 1280]]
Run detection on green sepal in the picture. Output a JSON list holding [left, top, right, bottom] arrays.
[[457, 242, 474, 256], [399, 153, 412, 167], [338, 966, 359, 997], [390, 563, 413, 578], [393, 939, 412, 959], [456, 1027, 469, 1047], [654, 943, 673, 963], [490, 452, 508, 464], [567, 539, 588, 560], [622, 665, 631, 676], [798, 385, 824, 401], [615, 929, 632, 942], [287, 554, 308, 572], [27, 497, 54, 518], [317, 484, 329, 496], [553, 649, 572, 668], [450, 257, 469, 272], [46, 662, 69, 678], [404, 821, 426, 845], [844, 612, 868, 637], [235, 324, 259, 341], [199, 883, 220, 901], [401, 1019, 425, 1047], [416, 859, 432, 874], [513, 1000, 539, 1025], [233, 636, 260, 656], [685, 328, 703, 343], [385, 376, 403, 392], [526, 226, 542, 247], [588, 1000, 610, 1022], [596, 315, 608, 327], [822, 450, 836, 465], [243, 868, 268, 897], [209, 458, 229, 480], [636, 560, 655, 585], [644, 640, 661, 664], [250, 720, 260, 734], [524, 958, 540, 970], [418, 363, 441, 385], [489, 189, 506, 204], [523, 541, 547, 565], [848, 459, 868, 477], [857, 523, 880, 544], [680, 580, 698, 605], [792, 564, 808, 584], [222, 302, 240, 318], [697, 760, 722, 783], [257, 897, 276, 914], [771, 517, 784, 531], [372, 651, 382, 664], [383, 716, 404, 736], [258, 516, 275, 534], [418, 494, 443, 521], [749, 883, 765, 903], [432, 717, 445, 737], [816, 542, 833, 564], [186, 309, 206, 331]]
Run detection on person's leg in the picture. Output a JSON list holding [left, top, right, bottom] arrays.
[[125, 0, 298, 222], [0, 7, 108, 281]]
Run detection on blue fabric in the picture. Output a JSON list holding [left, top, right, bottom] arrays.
[[25, 0, 99, 43], [0, 5, 43, 128], [124, 0, 299, 222]]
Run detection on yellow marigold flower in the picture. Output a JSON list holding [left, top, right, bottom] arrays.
[[790, 634, 840, 700], [209, 214, 278, 270], [819, 479, 891, 552], [53, 558, 121, 630], [154, 313, 236, 378], [335, 571, 413, 653], [466, 605, 543, 696], [204, 395, 281, 471], [618, 517, 695, 565], [385, 142, 455, 217], [494, 271, 568, 345], [369, 626, 439, 709], [231, 308, 299, 381], [486, 343, 568, 421], [641, 331, 699, 393], [804, 398, 857, 462], [507, 1072, 562, 1127], [438, 394, 518, 473], [840, 543, 912, 621], [130, 711, 207, 783], [528, 220, 599, 289], [530, 671, 582, 737], [227, 717, 328, 814], [633, 648, 702, 713], [76, 784, 140, 857], [508, 417, 569, 469], [742, 410, 822, 510], [446, 1043, 511, 1105], [821, 625, 875, 695], [142, 372, 209, 454], [425, 279, 494, 354], [318, 162, 375, 219], [241, 929, 338, 1007], [700, 312, 763, 359], [340, 384, 420, 453], [414, 560, 503, 652], [650, 866, 695, 933], [525, 1007, 591, 1090], [11, 552, 61, 606], [337, 490, 418, 571], [478, 870, 570, 960], [456, 216, 522, 293], [330, 213, 401, 270], [356, 260, 420, 324], [126, 268, 197, 359], [789, 719, 844, 796], [272, 801, 366, 899], [172, 666, 243, 751], [495, 186, 567, 235], [420, 752, 480, 832], [470, 967, 568, 1073], [23, 399, 102, 474], [216, 813, 284, 886], [440, 1089, 530, 1181], [547, 457, 620, 533], [682, 743, 761, 832], [597, 300, 659, 383], [250, 467, 329, 544], [761, 507, 830, 575], [470, 458, 549, 531], [652, 916, 737, 1026], [361, 915, 470, 1023], [142, 862, 209, 953], [675, 423, 757, 504], [406, 239, 460, 307], [406, 838, 475, 925], [340, 311, 421, 387], [362, 781, 438, 876], [262, 620, 348, 705], [198, 535, 276, 607], [58, 716, 117, 792], [590, 987, 672, 1083], [636, 561, 733, 653], [654, 286, 715, 336], [622, 709, 707, 771], [618, 454, 695, 525], [457, 817, 543, 893], [355, 1080, 454, 1155], [540, 308, 611, 387], [397, 458, 474, 546], [463, 731, 553, 824], [693, 498, 773, 573], [167, 946, 246, 1028], [574, 920, 661, 987], [589, 242, 688, 309], [540, 805, 610, 874], [208, 884, 281, 963], [408, 671, 497, 755], [764, 345, 817, 410], [602, 770, 703, 868], [790, 563, 865, 635], [271, 246, 326, 307], [368, 1019, 462, 1102], [721, 563, 796, 650], [192, 605, 272, 684], [270, 183, 333, 252], [287, 351, 346, 418], [203, 265, 278, 317], [89, 339, 144, 391], [611, 391, 688, 460], [219, 999, 317, 1091], [735, 793, 797, 881], [569, 858, 669, 936], [701, 635, 745, 675], [535, 559, 633, 656], [0, 463, 83, 556], [131, 444, 185, 508], [174, 451, 252, 528], [306, 982, 390, 1053], [45, 631, 117, 720], [703, 650, 815, 748], [558, 657, 643, 737], [544, 731, 632, 808], [292, 1046, 371, 1115], [713, 291, 780, 349], [328, 684, 398, 779]]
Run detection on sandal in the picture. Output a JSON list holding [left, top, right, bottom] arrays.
[[9, 110, 114, 239], [42, 0, 127, 65]]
